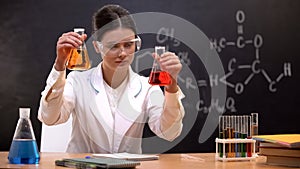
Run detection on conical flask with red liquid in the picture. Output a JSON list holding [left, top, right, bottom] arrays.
[[8, 108, 40, 164], [148, 46, 171, 86]]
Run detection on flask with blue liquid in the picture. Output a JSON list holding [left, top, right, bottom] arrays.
[[8, 108, 40, 164]]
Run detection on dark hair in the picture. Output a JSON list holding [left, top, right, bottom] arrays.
[[92, 4, 137, 41]]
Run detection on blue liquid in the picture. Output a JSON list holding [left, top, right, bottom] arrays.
[[8, 139, 40, 164]]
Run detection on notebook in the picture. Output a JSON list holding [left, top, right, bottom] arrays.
[[92, 152, 159, 161], [252, 134, 300, 148], [55, 157, 140, 168]]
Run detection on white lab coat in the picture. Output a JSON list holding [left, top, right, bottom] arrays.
[[38, 63, 185, 153]]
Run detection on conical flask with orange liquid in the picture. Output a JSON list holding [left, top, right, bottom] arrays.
[[66, 28, 91, 70]]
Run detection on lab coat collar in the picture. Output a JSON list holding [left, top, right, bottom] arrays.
[[90, 63, 142, 98]]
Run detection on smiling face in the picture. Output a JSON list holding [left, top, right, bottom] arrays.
[[100, 28, 136, 72]]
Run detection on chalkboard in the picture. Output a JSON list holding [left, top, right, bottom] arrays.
[[0, 0, 299, 153]]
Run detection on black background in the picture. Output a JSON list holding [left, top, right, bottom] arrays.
[[0, 0, 299, 153]]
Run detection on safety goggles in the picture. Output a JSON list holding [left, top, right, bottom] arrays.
[[96, 36, 141, 55]]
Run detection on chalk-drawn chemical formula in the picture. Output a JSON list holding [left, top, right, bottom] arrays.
[[199, 10, 293, 114], [179, 10, 292, 114], [209, 10, 292, 94]]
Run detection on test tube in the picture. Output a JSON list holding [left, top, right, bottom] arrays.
[[230, 116, 236, 158], [251, 113, 258, 136], [224, 116, 234, 158], [241, 116, 247, 157], [223, 116, 229, 157], [225, 116, 231, 157], [222, 116, 227, 158], [246, 115, 252, 157], [251, 113, 259, 152], [218, 116, 224, 157], [245, 115, 250, 138], [237, 116, 242, 157], [234, 116, 240, 157]]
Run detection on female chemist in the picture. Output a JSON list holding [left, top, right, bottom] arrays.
[[38, 4, 185, 153]]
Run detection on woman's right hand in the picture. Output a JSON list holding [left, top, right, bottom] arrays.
[[54, 32, 87, 71]]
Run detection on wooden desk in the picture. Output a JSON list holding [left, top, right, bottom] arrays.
[[0, 152, 295, 169]]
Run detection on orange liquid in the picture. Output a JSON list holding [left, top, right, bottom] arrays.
[[67, 48, 91, 70], [148, 71, 171, 86]]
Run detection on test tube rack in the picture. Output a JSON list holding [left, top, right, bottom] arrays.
[[216, 114, 258, 161], [215, 138, 257, 161]]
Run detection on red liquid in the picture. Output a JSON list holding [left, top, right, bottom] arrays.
[[148, 71, 171, 86], [247, 136, 253, 157]]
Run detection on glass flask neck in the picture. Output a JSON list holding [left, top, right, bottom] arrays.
[[13, 108, 36, 140]]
